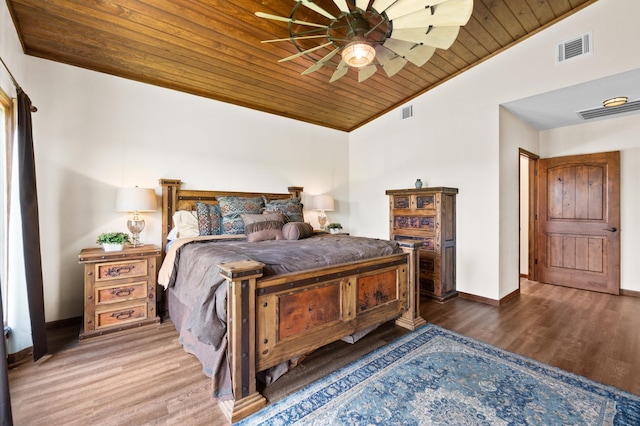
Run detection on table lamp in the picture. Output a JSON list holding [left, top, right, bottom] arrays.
[[115, 187, 158, 247], [312, 194, 334, 231]]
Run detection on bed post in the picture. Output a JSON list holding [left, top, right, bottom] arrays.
[[159, 179, 181, 258], [218, 260, 267, 422], [287, 186, 303, 198], [395, 240, 426, 330]]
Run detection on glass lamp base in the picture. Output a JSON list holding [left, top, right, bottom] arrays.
[[127, 217, 145, 247], [318, 212, 327, 230]]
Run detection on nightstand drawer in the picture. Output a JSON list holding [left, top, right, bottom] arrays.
[[95, 259, 148, 282], [95, 281, 148, 305], [96, 303, 147, 329]]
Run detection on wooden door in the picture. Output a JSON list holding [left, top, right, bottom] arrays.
[[537, 151, 620, 294]]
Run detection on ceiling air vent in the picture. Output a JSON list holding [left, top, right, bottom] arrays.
[[401, 105, 414, 120], [557, 32, 592, 63], [577, 99, 640, 121]]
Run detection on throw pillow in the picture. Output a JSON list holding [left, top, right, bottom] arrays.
[[263, 196, 304, 223], [245, 220, 285, 242], [217, 196, 265, 234], [195, 202, 222, 235], [282, 222, 314, 240]]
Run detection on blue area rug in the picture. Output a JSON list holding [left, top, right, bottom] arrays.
[[237, 324, 640, 425]]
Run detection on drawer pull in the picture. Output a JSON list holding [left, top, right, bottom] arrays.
[[110, 287, 134, 297], [112, 310, 135, 321], [104, 265, 135, 278]]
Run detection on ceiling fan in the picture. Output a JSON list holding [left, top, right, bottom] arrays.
[[255, 0, 474, 83]]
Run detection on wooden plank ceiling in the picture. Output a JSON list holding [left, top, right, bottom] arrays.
[[7, 0, 597, 132]]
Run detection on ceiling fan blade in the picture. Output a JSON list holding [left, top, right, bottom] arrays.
[[278, 42, 335, 62], [330, 60, 349, 82], [255, 12, 328, 29], [383, 38, 436, 66], [390, 26, 460, 49], [390, 0, 474, 28], [358, 64, 378, 82], [375, 46, 408, 77], [356, 0, 371, 11], [332, 0, 351, 12], [261, 35, 328, 43], [298, 0, 336, 20], [384, 0, 449, 21], [371, 0, 396, 13], [302, 47, 341, 75]]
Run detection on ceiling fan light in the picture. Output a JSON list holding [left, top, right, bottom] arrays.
[[603, 96, 628, 108], [342, 41, 376, 68]]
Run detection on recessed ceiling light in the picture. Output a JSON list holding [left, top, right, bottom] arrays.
[[603, 96, 628, 108]]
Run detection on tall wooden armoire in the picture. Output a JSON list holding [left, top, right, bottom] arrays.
[[386, 187, 458, 302]]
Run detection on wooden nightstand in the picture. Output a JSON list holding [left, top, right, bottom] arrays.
[[78, 245, 161, 339]]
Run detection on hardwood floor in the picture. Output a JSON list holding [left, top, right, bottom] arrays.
[[8, 280, 640, 425]]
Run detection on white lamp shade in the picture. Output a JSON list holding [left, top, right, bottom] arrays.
[[312, 194, 335, 211], [115, 187, 158, 212]]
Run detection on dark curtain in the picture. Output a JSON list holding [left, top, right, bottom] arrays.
[[16, 89, 47, 361], [0, 281, 13, 426]]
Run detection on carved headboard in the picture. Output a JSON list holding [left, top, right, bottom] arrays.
[[159, 179, 303, 253]]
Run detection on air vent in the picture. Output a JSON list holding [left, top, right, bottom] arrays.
[[577, 99, 640, 120], [401, 105, 413, 120], [557, 32, 592, 63]]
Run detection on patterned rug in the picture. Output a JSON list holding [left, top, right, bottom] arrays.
[[237, 324, 640, 425]]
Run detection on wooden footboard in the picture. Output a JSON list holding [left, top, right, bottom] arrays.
[[218, 243, 423, 422]]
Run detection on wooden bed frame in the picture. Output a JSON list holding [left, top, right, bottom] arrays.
[[159, 179, 425, 422]]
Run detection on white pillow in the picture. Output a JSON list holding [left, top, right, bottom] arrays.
[[168, 210, 199, 240], [167, 227, 179, 241]]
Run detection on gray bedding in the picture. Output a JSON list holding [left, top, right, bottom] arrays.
[[167, 233, 402, 349]]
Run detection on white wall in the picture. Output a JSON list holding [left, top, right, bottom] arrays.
[[351, 71, 502, 298], [350, 0, 640, 300], [499, 109, 539, 297], [540, 114, 640, 292]]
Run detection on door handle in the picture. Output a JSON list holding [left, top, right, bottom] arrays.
[[603, 227, 617, 232]]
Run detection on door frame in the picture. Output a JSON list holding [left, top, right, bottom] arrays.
[[519, 148, 538, 282]]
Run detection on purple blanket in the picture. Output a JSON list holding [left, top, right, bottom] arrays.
[[167, 234, 402, 349]]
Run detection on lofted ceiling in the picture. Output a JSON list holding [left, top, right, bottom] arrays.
[[7, 0, 597, 132]]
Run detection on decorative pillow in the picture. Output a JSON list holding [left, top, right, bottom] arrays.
[[167, 227, 179, 241], [195, 202, 222, 235], [263, 196, 304, 223], [241, 212, 288, 227], [282, 222, 314, 240], [169, 210, 199, 240], [245, 220, 285, 242], [217, 196, 265, 234]]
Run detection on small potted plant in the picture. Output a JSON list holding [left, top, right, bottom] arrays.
[[96, 232, 131, 252], [327, 223, 343, 234]]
